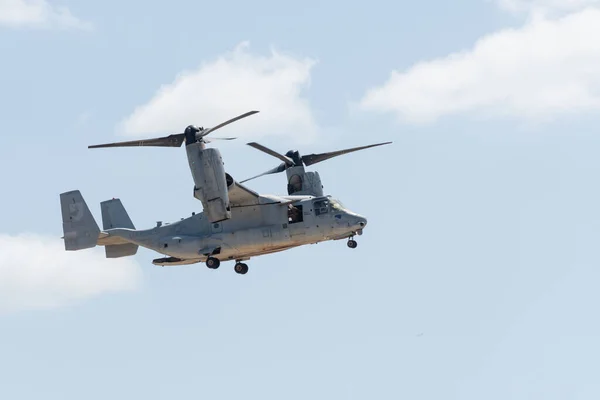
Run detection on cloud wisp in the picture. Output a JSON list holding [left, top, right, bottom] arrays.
[[0, 0, 91, 30], [0, 233, 142, 314], [358, 3, 600, 125], [118, 42, 319, 143]]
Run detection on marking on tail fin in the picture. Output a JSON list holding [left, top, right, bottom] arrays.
[[68, 202, 84, 221]]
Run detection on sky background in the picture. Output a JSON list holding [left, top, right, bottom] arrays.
[[2, 0, 600, 398]]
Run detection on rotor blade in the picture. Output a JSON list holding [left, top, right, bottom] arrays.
[[240, 162, 287, 183], [203, 137, 237, 143], [301, 141, 393, 166], [88, 134, 185, 149], [200, 110, 260, 137], [247, 142, 295, 166]]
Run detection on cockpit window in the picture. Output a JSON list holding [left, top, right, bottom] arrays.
[[314, 199, 330, 216], [330, 199, 344, 211]]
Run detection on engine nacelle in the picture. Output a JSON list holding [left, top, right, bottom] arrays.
[[186, 144, 231, 223], [285, 166, 324, 197]]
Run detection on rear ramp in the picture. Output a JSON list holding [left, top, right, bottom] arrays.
[[101, 198, 138, 258]]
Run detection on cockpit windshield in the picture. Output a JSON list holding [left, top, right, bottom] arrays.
[[330, 199, 345, 211]]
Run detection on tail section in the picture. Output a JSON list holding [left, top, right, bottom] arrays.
[[100, 198, 138, 258], [60, 190, 101, 250], [60, 191, 139, 258]]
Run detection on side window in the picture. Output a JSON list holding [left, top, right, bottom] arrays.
[[314, 200, 330, 216], [288, 205, 303, 224]]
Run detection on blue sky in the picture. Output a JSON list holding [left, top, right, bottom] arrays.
[[2, 0, 600, 398]]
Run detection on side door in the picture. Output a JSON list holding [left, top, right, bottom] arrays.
[[287, 201, 308, 238]]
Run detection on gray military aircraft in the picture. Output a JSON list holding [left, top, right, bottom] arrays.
[[60, 111, 391, 274]]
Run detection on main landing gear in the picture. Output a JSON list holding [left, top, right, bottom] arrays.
[[206, 257, 220, 269], [347, 237, 358, 249], [206, 257, 249, 274], [234, 262, 249, 275]]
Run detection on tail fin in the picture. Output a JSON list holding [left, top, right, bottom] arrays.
[[101, 198, 138, 258], [60, 190, 100, 250]]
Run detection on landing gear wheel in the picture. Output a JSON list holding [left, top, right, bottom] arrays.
[[234, 262, 249, 275], [206, 257, 220, 269], [347, 239, 358, 249]]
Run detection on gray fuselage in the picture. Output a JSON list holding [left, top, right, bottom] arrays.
[[106, 195, 367, 264]]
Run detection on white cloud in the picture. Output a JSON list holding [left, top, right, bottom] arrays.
[[0, 233, 142, 314], [118, 42, 319, 143], [497, 0, 600, 16], [0, 0, 91, 30], [358, 6, 600, 125]]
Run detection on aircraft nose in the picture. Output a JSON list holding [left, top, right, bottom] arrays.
[[356, 216, 367, 228]]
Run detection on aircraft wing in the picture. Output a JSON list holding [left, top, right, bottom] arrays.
[[227, 174, 261, 207], [227, 173, 289, 208]]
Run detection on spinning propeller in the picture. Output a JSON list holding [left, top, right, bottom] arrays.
[[88, 111, 259, 149], [241, 141, 393, 183]]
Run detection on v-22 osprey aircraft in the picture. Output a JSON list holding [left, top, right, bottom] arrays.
[[60, 111, 391, 274]]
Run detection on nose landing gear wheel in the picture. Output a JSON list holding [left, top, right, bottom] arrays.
[[234, 262, 249, 274], [206, 257, 220, 269], [347, 239, 358, 249]]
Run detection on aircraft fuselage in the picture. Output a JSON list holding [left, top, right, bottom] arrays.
[[104, 195, 367, 266]]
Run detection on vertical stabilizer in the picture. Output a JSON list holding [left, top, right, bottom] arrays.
[[101, 199, 135, 230], [100, 198, 138, 258], [60, 190, 100, 251]]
